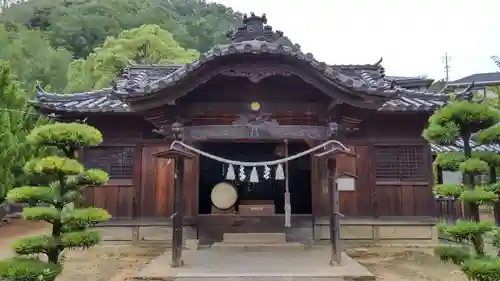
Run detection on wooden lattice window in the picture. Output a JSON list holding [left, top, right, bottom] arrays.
[[375, 146, 427, 181], [83, 146, 135, 179]]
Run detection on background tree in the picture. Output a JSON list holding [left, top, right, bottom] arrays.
[[426, 95, 500, 280], [0, 61, 48, 208], [0, 122, 111, 281], [0, 0, 294, 93], [0, 0, 246, 58], [65, 24, 199, 92], [0, 25, 72, 92]]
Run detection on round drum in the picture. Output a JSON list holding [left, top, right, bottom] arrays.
[[211, 182, 238, 210]]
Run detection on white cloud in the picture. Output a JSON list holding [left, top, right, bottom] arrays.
[[210, 0, 500, 80]]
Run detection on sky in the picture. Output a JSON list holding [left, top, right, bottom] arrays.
[[210, 0, 500, 81]]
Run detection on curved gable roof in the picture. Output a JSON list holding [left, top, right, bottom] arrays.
[[111, 14, 402, 106], [112, 40, 396, 102]]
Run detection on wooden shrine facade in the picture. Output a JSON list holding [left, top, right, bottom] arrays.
[[30, 13, 463, 239]]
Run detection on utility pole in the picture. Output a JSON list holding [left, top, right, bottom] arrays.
[[442, 52, 451, 82]]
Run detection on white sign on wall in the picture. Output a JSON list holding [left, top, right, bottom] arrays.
[[442, 171, 462, 184], [336, 176, 356, 191]]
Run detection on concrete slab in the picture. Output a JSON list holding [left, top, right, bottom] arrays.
[[133, 247, 374, 281]]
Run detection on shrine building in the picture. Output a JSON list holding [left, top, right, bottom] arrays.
[[30, 13, 475, 245]]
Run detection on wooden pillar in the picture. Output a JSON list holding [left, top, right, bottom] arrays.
[[332, 172, 342, 264], [152, 145, 195, 268], [315, 147, 357, 266], [171, 158, 185, 267]]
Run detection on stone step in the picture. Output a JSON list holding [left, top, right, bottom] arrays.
[[129, 275, 346, 281], [222, 233, 286, 244], [132, 251, 375, 281], [211, 242, 305, 252]]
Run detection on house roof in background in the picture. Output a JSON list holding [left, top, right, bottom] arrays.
[[384, 75, 434, 89], [447, 72, 500, 87]]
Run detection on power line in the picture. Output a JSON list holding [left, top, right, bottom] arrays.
[[0, 108, 89, 124], [0, 107, 41, 116], [0, 108, 63, 120]]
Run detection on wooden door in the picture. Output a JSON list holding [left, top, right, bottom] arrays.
[[139, 144, 174, 217], [138, 144, 199, 218]]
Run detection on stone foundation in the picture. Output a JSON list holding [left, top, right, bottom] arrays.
[[93, 217, 438, 247], [314, 217, 438, 246], [94, 224, 196, 245]]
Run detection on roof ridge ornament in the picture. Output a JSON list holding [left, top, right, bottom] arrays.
[[373, 57, 383, 66], [227, 12, 284, 43]]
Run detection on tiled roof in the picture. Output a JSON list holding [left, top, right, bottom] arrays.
[[31, 86, 131, 113], [113, 41, 396, 100], [32, 76, 450, 113], [112, 41, 446, 106]]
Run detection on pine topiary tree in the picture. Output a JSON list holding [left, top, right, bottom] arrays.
[[425, 96, 500, 280], [0, 122, 111, 281]]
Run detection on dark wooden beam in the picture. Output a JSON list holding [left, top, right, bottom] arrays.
[[168, 125, 335, 141], [316, 149, 358, 265], [153, 147, 195, 268], [184, 102, 326, 117], [327, 158, 338, 265]]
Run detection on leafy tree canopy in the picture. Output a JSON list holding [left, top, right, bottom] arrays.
[[65, 24, 199, 92], [1, 0, 294, 59], [0, 24, 71, 92], [424, 100, 500, 145], [1, 0, 244, 58]]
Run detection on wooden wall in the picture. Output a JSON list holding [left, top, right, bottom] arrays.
[[83, 137, 436, 219], [334, 144, 435, 217], [84, 184, 133, 218], [333, 113, 435, 218], [83, 141, 199, 220], [80, 104, 436, 220]]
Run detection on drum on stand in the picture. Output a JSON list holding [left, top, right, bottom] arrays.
[[211, 182, 238, 211]]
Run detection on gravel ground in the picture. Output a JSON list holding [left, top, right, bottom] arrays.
[[0, 220, 478, 281], [56, 246, 163, 281], [0, 220, 49, 259], [349, 247, 468, 281]]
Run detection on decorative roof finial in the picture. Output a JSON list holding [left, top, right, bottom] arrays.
[[227, 12, 284, 43]]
